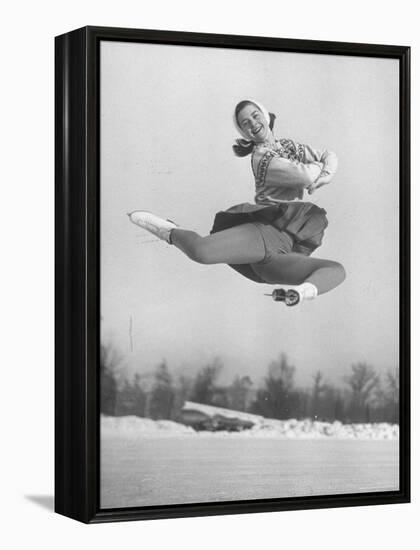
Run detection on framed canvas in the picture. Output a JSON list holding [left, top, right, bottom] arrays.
[[55, 26, 410, 523]]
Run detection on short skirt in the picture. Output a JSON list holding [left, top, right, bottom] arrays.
[[210, 202, 328, 284]]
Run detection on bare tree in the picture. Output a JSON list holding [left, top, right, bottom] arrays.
[[171, 374, 193, 421], [268, 353, 296, 391], [252, 353, 300, 419], [384, 369, 399, 423], [190, 358, 223, 405], [310, 370, 326, 418], [100, 341, 124, 415], [115, 373, 147, 417], [385, 369, 399, 400], [228, 375, 253, 412], [345, 362, 380, 422], [148, 361, 175, 419]]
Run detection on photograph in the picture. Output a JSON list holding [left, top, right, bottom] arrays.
[[2, 0, 418, 545], [99, 38, 402, 509]]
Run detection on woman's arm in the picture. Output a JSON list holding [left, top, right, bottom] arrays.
[[302, 145, 338, 185], [252, 148, 323, 190]]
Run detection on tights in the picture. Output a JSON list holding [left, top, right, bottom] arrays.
[[171, 223, 345, 295]]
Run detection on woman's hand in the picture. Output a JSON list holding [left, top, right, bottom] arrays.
[[307, 173, 331, 195], [304, 149, 338, 195]]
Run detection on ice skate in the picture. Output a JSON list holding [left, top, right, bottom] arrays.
[[128, 211, 178, 243], [265, 282, 318, 306]]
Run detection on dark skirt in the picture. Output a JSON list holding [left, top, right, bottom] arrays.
[[210, 202, 328, 284]]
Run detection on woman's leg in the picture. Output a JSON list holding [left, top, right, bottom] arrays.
[[255, 252, 345, 295], [170, 224, 266, 265], [129, 211, 344, 298], [171, 225, 345, 295]]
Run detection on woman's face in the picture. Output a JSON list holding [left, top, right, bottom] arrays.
[[237, 104, 269, 143]]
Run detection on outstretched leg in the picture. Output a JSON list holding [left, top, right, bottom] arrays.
[[128, 211, 266, 263], [171, 224, 266, 265], [128, 211, 345, 303]]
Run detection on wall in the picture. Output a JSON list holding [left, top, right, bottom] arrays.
[[2, 1, 417, 548]]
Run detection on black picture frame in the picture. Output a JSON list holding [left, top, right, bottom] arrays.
[[55, 25, 410, 524]]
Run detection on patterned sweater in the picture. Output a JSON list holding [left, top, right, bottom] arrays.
[[251, 138, 338, 204]]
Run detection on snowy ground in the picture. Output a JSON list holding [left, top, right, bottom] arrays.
[[101, 414, 399, 440], [100, 416, 399, 508]]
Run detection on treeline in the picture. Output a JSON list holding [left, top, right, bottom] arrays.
[[101, 344, 399, 425]]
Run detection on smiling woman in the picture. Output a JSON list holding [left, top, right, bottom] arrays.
[[235, 100, 271, 142], [129, 99, 345, 306]]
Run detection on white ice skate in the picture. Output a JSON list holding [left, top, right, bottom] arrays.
[[265, 282, 318, 306], [128, 211, 178, 243]]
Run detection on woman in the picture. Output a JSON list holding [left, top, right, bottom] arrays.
[[128, 100, 345, 306]]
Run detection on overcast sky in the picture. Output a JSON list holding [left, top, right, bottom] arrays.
[[100, 41, 399, 387]]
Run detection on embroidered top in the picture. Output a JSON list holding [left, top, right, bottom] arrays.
[[251, 138, 338, 204]]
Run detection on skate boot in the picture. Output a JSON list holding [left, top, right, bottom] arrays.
[[267, 283, 318, 306], [128, 211, 178, 243]]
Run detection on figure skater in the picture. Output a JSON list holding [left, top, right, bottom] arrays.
[[128, 99, 345, 306]]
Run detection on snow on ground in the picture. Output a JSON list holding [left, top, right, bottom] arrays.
[[102, 415, 196, 436], [101, 415, 399, 440]]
